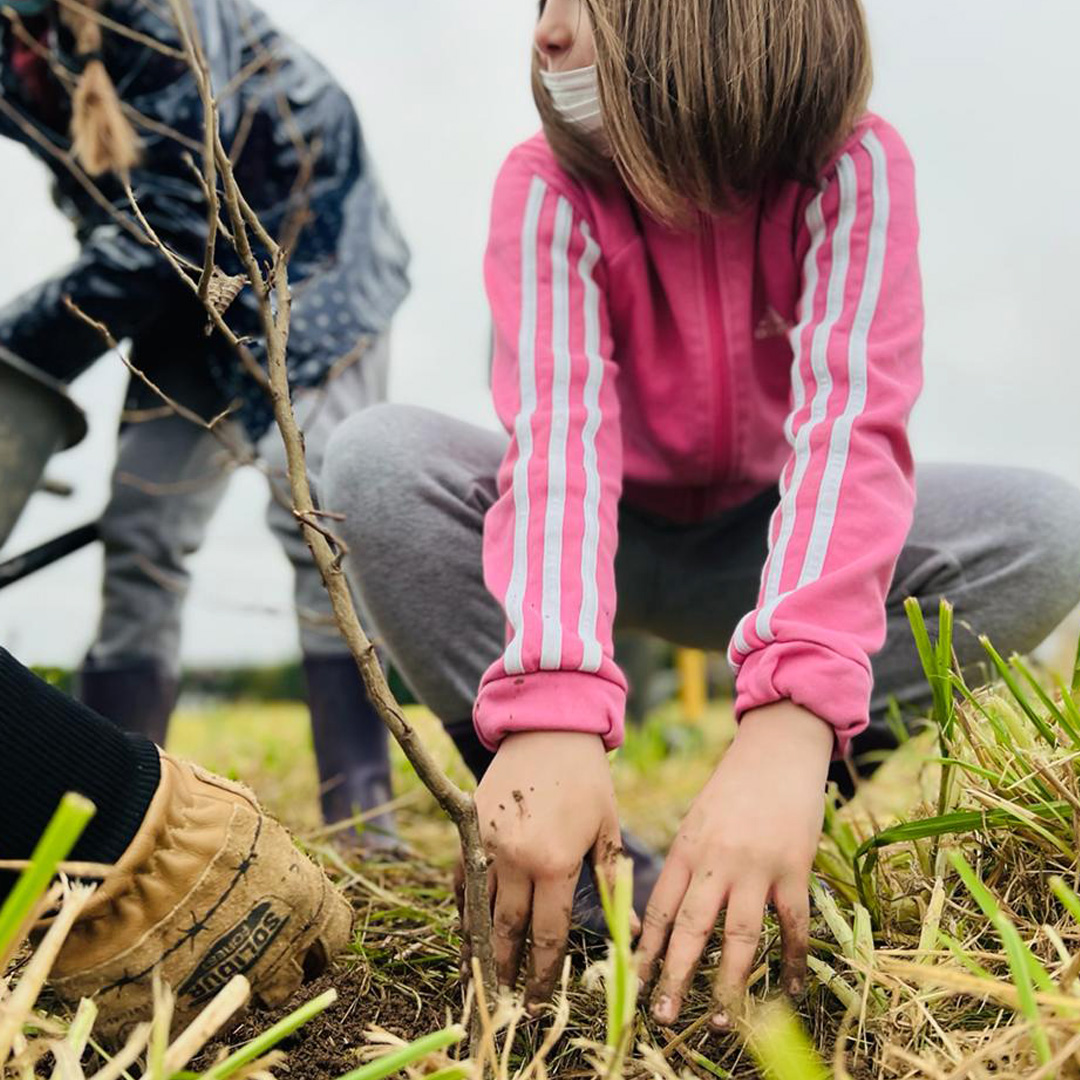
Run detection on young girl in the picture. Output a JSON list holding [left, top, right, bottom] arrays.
[[324, 0, 1080, 1023], [0, 0, 409, 843]]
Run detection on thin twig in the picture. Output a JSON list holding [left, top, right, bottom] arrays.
[[54, 0, 186, 58], [0, 96, 150, 249], [0, 860, 112, 878], [120, 181, 269, 391], [164, 0, 220, 301], [62, 297, 258, 469]]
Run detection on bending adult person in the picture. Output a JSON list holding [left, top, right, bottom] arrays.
[[0, 0, 410, 845]]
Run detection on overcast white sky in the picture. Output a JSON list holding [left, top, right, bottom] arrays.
[[1, 0, 1078, 667]]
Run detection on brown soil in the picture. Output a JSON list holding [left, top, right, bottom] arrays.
[[192, 962, 458, 1080], [188, 863, 464, 1080]]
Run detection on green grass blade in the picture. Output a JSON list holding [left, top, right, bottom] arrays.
[[948, 675, 1014, 749], [810, 878, 854, 958], [597, 857, 638, 1065], [852, 903, 874, 969], [905, 598, 953, 741], [935, 600, 956, 738], [822, 793, 860, 864], [688, 1050, 733, 1078], [333, 1026, 466, 1080], [854, 802, 1073, 932], [884, 698, 910, 745], [1072, 633, 1080, 696], [422, 1067, 471, 1080], [947, 853, 1051, 985], [1050, 876, 1080, 928], [744, 1000, 830, 1080], [854, 848, 881, 927], [597, 864, 616, 941], [854, 802, 1072, 863], [907, 599, 958, 838], [1000, 929, 1053, 1065], [985, 800, 1074, 861], [905, 597, 936, 679], [848, 902, 887, 1013], [980, 638, 1058, 747], [196, 989, 338, 1080], [949, 853, 1052, 1064], [927, 757, 1002, 785], [1010, 653, 1080, 747], [937, 930, 996, 980], [0, 792, 96, 959], [1052, 673, 1080, 735]]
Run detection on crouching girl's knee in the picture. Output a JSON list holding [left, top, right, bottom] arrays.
[[1020, 471, 1080, 611], [323, 403, 446, 552], [324, 406, 401, 517]]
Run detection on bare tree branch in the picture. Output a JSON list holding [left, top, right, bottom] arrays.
[[54, 0, 185, 58], [160, 0, 499, 1004], [61, 296, 256, 464], [163, 0, 220, 302], [22, 0, 500, 1019], [62, 295, 303, 528], [218, 48, 275, 101], [118, 181, 270, 393], [120, 404, 181, 423], [0, 95, 153, 249]]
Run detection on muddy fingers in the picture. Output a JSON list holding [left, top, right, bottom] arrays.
[[524, 871, 576, 1013]]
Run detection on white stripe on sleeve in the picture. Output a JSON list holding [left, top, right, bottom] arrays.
[[502, 176, 548, 676], [755, 153, 860, 644], [797, 131, 891, 587], [728, 612, 752, 672], [782, 197, 828, 448], [576, 221, 604, 673], [539, 196, 575, 669], [728, 194, 829, 672], [751, 192, 827, 642]]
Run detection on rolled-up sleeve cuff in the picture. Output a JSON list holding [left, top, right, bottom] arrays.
[[734, 642, 872, 758], [474, 670, 627, 752]]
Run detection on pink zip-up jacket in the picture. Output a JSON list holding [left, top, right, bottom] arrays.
[[474, 114, 924, 756]]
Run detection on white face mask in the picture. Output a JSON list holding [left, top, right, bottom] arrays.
[[539, 65, 603, 135]]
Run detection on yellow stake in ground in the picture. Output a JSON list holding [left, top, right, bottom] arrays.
[[677, 649, 708, 722]]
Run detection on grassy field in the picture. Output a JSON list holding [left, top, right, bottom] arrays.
[[6, 609, 1080, 1079]]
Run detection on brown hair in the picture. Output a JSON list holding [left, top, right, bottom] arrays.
[[59, 0, 140, 176], [535, 0, 872, 223]]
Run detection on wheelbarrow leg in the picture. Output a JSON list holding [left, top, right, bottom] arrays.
[[0, 523, 100, 590]]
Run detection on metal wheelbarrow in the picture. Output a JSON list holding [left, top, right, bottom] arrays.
[[0, 345, 100, 589]]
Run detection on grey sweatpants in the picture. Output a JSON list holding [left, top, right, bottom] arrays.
[[323, 404, 1080, 741], [88, 336, 390, 673]]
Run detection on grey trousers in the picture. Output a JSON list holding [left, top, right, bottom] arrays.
[[323, 404, 1080, 744], [88, 336, 390, 673]]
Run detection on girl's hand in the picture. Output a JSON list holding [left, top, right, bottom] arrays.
[[637, 702, 833, 1030], [473, 731, 627, 1011]]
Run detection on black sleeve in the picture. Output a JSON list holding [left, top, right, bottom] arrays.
[[0, 648, 160, 892]]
